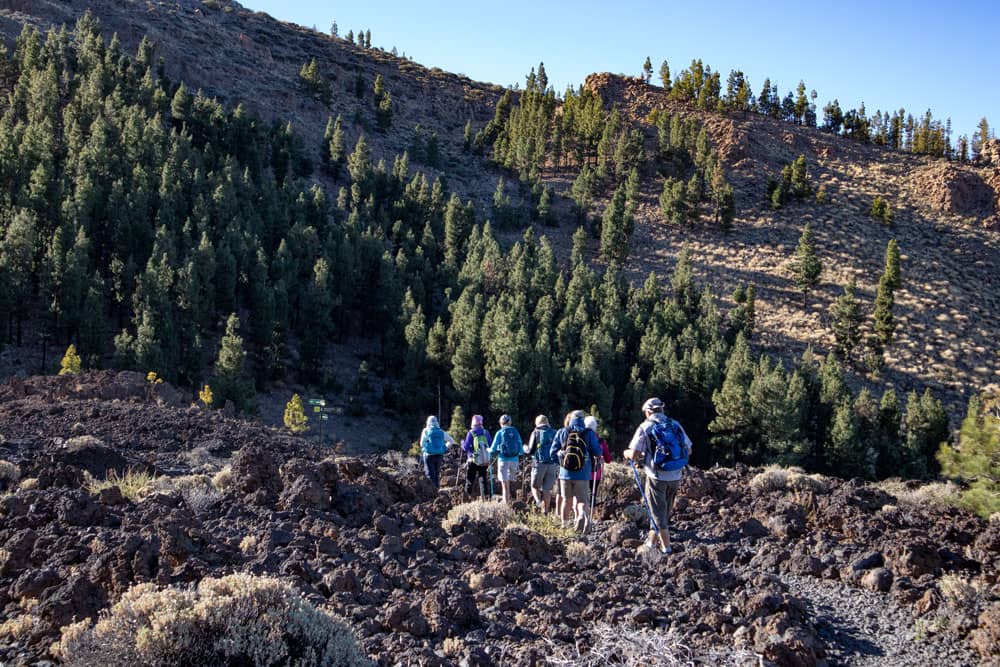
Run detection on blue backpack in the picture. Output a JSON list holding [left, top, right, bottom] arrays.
[[648, 418, 688, 471], [499, 428, 520, 458], [424, 427, 446, 455], [533, 428, 556, 464]]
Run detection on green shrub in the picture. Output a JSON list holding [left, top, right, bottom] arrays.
[[56, 574, 371, 666]]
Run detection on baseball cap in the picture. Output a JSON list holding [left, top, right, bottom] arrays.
[[642, 397, 664, 412]]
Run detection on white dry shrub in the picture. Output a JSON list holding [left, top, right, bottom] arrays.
[[442, 500, 515, 532], [0, 460, 20, 489], [938, 574, 989, 613], [212, 465, 234, 491], [544, 622, 759, 666], [749, 465, 789, 493], [750, 465, 830, 494], [876, 479, 962, 510], [153, 475, 221, 512], [600, 462, 634, 496], [380, 449, 422, 476], [565, 541, 593, 567], [55, 573, 372, 667]]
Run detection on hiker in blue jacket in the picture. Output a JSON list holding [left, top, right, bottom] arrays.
[[624, 397, 692, 554], [461, 415, 492, 499], [420, 416, 454, 489], [550, 410, 604, 533], [489, 414, 523, 505]]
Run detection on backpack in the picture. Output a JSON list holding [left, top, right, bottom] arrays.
[[471, 431, 491, 466], [561, 430, 588, 472], [647, 418, 688, 472], [424, 427, 446, 455], [533, 428, 556, 464], [498, 427, 520, 458]]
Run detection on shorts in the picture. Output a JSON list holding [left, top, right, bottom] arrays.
[[497, 459, 519, 481], [645, 476, 680, 530], [560, 479, 590, 506], [530, 462, 559, 492]]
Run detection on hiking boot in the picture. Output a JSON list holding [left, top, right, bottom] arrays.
[[575, 515, 588, 534], [659, 545, 672, 555]]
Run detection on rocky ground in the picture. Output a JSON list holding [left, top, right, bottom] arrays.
[[0, 372, 998, 666]]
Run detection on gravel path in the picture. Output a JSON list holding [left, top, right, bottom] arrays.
[[780, 575, 977, 666]]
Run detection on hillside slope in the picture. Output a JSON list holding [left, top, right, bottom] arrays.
[[1, 0, 997, 424]]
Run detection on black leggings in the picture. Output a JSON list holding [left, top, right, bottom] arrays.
[[465, 463, 491, 498]]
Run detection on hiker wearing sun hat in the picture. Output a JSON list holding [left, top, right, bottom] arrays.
[[623, 397, 693, 554], [461, 414, 492, 499], [524, 414, 558, 513]]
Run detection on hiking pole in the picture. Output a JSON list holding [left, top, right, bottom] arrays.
[[489, 456, 494, 500], [629, 459, 659, 534]]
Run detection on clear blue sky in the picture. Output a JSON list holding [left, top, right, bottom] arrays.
[[242, 0, 996, 141]]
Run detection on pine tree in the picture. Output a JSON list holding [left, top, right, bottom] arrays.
[[212, 313, 253, 411], [872, 274, 895, 349], [829, 278, 863, 360], [59, 344, 82, 375], [642, 56, 653, 83], [792, 223, 822, 300], [937, 393, 1000, 517], [327, 114, 345, 178], [710, 332, 754, 464], [376, 92, 393, 131], [284, 393, 309, 433], [659, 60, 671, 90], [904, 389, 949, 478], [884, 239, 901, 289], [600, 185, 633, 266]]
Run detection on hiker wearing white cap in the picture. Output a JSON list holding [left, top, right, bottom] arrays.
[[489, 414, 523, 505], [585, 415, 612, 505], [623, 397, 692, 554], [525, 414, 558, 513]]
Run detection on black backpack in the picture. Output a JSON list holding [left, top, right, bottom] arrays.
[[561, 430, 588, 472]]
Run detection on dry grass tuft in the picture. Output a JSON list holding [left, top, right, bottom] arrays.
[[0, 613, 40, 640], [84, 469, 156, 502], [509, 511, 577, 543], [442, 500, 516, 533]]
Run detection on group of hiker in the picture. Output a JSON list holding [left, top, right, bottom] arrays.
[[418, 398, 692, 552]]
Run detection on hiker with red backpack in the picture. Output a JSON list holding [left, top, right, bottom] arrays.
[[420, 416, 454, 489], [623, 397, 692, 554], [550, 410, 604, 533], [490, 414, 523, 505], [524, 414, 558, 513], [461, 415, 492, 500], [585, 415, 612, 505]]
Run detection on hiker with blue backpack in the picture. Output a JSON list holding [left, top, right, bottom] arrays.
[[490, 414, 523, 505], [550, 410, 604, 533], [623, 397, 693, 554], [420, 416, 455, 489], [461, 415, 492, 500], [524, 414, 558, 513]]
